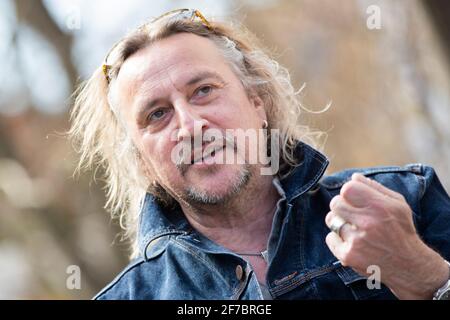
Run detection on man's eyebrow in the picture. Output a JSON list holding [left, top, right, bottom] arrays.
[[136, 97, 163, 120], [184, 70, 225, 86], [135, 71, 225, 119]]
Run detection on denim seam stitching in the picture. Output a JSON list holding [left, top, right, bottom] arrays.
[[171, 238, 235, 294], [271, 264, 338, 297], [289, 157, 329, 201], [140, 229, 187, 256], [93, 259, 146, 299], [322, 166, 423, 189]]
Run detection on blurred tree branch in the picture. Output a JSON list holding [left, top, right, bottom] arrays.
[[14, 0, 78, 88], [0, 0, 129, 298], [422, 0, 450, 69]]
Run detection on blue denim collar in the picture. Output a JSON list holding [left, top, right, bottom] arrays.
[[137, 141, 329, 256], [280, 141, 329, 202]]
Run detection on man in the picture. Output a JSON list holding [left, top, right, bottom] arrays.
[[69, 9, 450, 299]]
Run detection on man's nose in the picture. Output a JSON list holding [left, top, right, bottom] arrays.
[[174, 102, 209, 142]]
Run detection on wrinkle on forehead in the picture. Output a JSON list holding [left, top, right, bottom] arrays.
[[113, 33, 228, 114], [134, 63, 192, 103]]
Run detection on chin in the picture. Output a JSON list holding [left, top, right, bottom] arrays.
[[183, 164, 251, 205]]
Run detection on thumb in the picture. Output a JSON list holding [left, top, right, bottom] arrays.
[[341, 179, 374, 208], [351, 173, 402, 200]]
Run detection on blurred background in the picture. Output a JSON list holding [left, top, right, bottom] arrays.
[[0, 0, 449, 299]]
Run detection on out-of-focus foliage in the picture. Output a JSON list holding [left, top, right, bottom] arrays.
[[0, 0, 448, 299]]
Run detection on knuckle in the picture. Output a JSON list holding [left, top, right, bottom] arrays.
[[398, 201, 412, 214], [358, 217, 376, 231], [332, 196, 349, 213], [330, 195, 341, 210], [325, 232, 333, 244], [338, 200, 350, 212], [341, 181, 355, 196], [397, 193, 406, 202], [325, 211, 334, 226], [370, 200, 391, 217]]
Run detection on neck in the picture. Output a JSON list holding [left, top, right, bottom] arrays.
[[180, 173, 280, 254]]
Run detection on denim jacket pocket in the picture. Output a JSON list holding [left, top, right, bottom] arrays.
[[335, 265, 394, 300]]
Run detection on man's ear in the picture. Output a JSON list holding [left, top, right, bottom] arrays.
[[251, 94, 267, 123], [135, 147, 154, 181]]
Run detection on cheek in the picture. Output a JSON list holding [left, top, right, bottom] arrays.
[[215, 98, 255, 129], [222, 90, 262, 128], [141, 132, 177, 171]]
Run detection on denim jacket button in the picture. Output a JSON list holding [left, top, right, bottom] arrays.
[[235, 265, 244, 281]]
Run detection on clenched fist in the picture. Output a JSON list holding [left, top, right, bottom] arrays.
[[325, 173, 449, 299]]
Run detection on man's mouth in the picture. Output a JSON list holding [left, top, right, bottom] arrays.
[[191, 144, 225, 165]]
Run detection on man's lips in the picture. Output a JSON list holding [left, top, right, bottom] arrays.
[[191, 144, 225, 164]]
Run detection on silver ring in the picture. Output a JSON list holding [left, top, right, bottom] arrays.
[[329, 215, 348, 237]]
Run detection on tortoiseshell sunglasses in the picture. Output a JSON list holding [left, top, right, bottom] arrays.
[[102, 8, 212, 83]]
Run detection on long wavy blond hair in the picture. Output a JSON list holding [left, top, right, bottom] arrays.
[[68, 13, 327, 258]]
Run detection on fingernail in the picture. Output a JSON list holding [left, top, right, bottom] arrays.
[[353, 172, 370, 182], [352, 172, 364, 180]]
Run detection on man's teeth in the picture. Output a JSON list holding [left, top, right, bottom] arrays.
[[193, 147, 221, 164]]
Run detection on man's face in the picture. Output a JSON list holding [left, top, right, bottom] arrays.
[[113, 32, 267, 204]]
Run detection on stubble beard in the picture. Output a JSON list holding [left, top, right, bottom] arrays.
[[183, 163, 252, 205]]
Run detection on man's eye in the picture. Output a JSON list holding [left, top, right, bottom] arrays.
[[148, 109, 166, 121], [195, 85, 213, 98]]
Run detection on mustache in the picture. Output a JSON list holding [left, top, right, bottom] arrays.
[[174, 133, 237, 174]]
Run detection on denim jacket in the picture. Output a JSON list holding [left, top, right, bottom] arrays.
[[94, 142, 450, 300]]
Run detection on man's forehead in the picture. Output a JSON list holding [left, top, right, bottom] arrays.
[[111, 34, 231, 114], [118, 33, 225, 88]]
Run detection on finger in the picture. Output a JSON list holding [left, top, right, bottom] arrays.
[[325, 210, 337, 229], [325, 232, 348, 264], [325, 211, 357, 241], [329, 195, 364, 224], [329, 195, 339, 210], [351, 173, 403, 200], [340, 179, 377, 208]]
